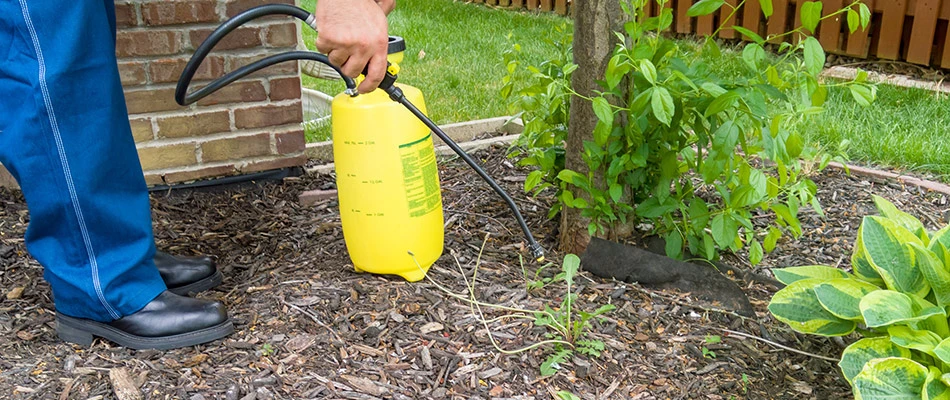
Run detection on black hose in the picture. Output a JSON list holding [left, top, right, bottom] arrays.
[[175, 4, 356, 105], [174, 4, 545, 262]]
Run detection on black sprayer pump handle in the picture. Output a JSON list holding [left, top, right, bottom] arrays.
[[175, 4, 545, 262]]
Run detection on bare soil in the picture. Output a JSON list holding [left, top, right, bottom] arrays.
[[1, 144, 948, 400]]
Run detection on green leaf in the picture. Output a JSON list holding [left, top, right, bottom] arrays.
[[639, 59, 658, 85], [665, 230, 683, 259], [839, 337, 912, 384], [933, 337, 950, 365], [687, 0, 725, 17], [711, 213, 738, 248], [847, 9, 860, 34], [860, 290, 945, 328], [734, 26, 766, 44], [704, 91, 740, 117], [557, 391, 582, 400], [749, 239, 764, 265], [853, 222, 886, 286], [786, 131, 804, 159], [773, 265, 852, 286], [872, 195, 925, 234], [688, 198, 710, 231], [608, 183, 622, 202], [651, 87, 675, 126], [803, 37, 825, 76], [909, 242, 950, 308], [924, 367, 950, 400], [861, 216, 929, 297], [562, 254, 579, 286], [764, 226, 781, 253], [853, 357, 927, 400], [701, 82, 727, 97], [800, 1, 823, 33], [592, 97, 614, 126], [851, 84, 877, 106], [768, 278, 857, 336], [814, 278, 881, 321], [524, 170, 543, 193], [557, 169, 585, 186], [860, 3, 872, 29], [887, 325, 942, 355], [742, 43, 766, 69], [759, 0, 773, 18]]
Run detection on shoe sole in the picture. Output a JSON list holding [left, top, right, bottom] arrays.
[[56, 314, 234, 350], [168, 269, 224, 296]]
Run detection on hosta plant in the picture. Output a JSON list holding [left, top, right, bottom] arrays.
[[769, 195, 950, 399]]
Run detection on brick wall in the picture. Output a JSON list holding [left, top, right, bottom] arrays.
[[0, 0, 306, 189]]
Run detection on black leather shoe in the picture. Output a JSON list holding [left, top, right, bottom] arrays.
[[56, 291, 233, 350], [155, 250, 223, 295]]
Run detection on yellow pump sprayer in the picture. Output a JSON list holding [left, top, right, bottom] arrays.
[[175, 4, 544, 281]]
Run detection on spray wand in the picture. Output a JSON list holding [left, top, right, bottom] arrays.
[[176, 4, 545, 263]]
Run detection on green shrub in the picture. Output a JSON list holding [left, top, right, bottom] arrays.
[[504, 0, 873, 264], [769, 195, 950, 399]]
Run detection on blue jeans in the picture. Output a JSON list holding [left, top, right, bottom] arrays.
[[0, 0, 166, 321]]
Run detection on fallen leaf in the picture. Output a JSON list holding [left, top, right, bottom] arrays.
[[7, 286, 24, 300], [419, 322, 443, 334]]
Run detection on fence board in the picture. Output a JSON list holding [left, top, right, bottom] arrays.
[[526, 0, 538, 10], [676, 0, 692, 33], [554, 0, 567, 15], [845, 0, 874, 57], [539, 0, 552, 12], [767, 0, 790, 43], [719, 0, 739, 38], [907, 0, 942, 64], [819, 0, 845, 52], [511, 0, 524, 8], [878, 0, 909, 59], [944, 23, 950, 68], [742, 0, 763, 40]]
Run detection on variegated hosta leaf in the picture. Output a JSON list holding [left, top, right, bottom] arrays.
[[768, 278, 856, 336], [910, 242, 950, 308], [930, 240, 950, 270], [887, 325, 942, 356], [931, 226, 950, 256], [814, 278, 881, 321], [839, 337, 913, 384], [859, 290, 945, 329], [853, 357, 927, 400], [861, 216, 929, 298], [925, 366, 950, 400], [872, 195, 926, 241], [853, 223, 886, 287], [931, 337, 950, 365], [772, 265, 853, 286]]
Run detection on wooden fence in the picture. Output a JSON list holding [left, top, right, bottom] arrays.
[[466, 0, 950, 69]]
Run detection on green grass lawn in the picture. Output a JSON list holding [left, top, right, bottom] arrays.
[[298, 0, 570, 129]]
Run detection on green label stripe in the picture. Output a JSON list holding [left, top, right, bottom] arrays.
[[398, 133, 432, 148]]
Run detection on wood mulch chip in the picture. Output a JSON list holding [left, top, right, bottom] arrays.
[[1, 143, 948, 399]]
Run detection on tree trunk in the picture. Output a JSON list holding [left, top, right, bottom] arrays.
[[559, 0, 628, 254]]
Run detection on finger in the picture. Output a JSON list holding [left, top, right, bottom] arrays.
[[340, 51, 371, 80], [327, 50, 350, 72], [357, 53, 388, 93]]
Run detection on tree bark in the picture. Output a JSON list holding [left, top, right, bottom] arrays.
[[559, 0, 628, 254]]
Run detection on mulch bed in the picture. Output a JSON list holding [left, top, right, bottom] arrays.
[[1, 144, 948, 399]]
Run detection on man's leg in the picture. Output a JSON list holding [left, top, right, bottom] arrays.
[[0, 0, 165, 321]]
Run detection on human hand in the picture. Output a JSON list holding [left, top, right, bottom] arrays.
[[315, 0, 390, 93]]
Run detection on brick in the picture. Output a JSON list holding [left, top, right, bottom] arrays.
[[238, 154, 307, 174], [225, 0, 294, 18], [155, 110, 231, 139], [117, 61, 147, 86], [149, 56, 225, 84], [233, 102, 301, 129], [124, 87, 181, 114], [114, 2, 138, 28], [129, 118, 154, 143], [137, 143, 197, 171], [275, 129, 305, 154], [189, 26, 262, 51], [142, 1, 217, 26], [269, 76, 301, 101], [227, 54, 298, 77], [264, 22, 297, 47], [146, 164, 236, 186], [196, 80, 267, 106], [116, 30, 181, 57], [200, 133, 272, 162]]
